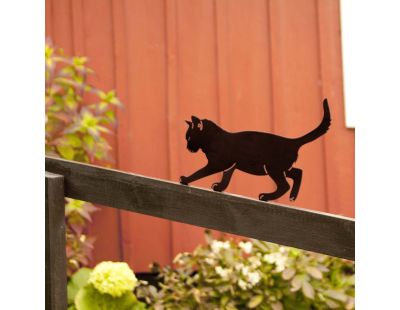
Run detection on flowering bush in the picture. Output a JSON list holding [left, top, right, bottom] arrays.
[[45, 42, 122, 276], [68, 262, 146, 310], [88, 262, 138, 297], [137, 231, 355, 309]]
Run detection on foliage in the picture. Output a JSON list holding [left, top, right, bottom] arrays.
[[45, 42, 122, 276], [68, 268, 92, 305], [65, 198, 97, 276], [68, 262, 147, 310], [45, 43, 121, 163], [136, 231, 355, 310]]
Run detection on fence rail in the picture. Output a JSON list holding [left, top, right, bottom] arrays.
[[45, 156, 354, 309]]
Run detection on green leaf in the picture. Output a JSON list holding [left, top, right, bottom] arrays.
[[306, 266, 323, 279], [290, 275, 303, 292], [247, 295, 263, 308], [66, 134, 82, 148], [72, 56, 87, 68], [226, 303, 238, 310], [67, 268, 92, 304], [326, 299, 340, 309], [45, 45, 54, 59], [75, 284, 144, 310], [105, 110, 115, 123], [271, 302, 283, 310], [98, 101, 108, 112], [301, 280, 315, 300], [83, 135, 95, 151], [324, 290, 347, 303], [220, 295, 229, 306], [98, 91, 106, 100], [97, 125, 110, 134], [282, 268, 296, 280], [57, 145, 75, 160], [80, 111, 98, 129]]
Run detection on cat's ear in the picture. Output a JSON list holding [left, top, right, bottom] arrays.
[[185, 120, 192, 127], [191, 116, 200, 124], [191, 116, 203, 131]]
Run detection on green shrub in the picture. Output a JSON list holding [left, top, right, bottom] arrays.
[[45, 42, 122, 276], [68, 262, 147, 310], [137, 231, 354, 310]]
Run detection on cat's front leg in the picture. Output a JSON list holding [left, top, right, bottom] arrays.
[[179, 176, 189, 185], [179, 163, 221, 185], [212, 163, 236, 192]]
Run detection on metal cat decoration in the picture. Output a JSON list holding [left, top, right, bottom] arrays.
[[179, 99, 331, 202]]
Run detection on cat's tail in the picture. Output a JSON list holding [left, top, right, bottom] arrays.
[[294, 98, 331, 147]]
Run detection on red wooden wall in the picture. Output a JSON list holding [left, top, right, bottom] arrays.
[[46, 0, 354, 272]]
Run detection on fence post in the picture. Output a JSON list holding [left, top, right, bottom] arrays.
[[45, 172, 67, 310]]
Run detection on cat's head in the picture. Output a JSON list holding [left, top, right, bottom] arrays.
[[185, 116, 204, 153]]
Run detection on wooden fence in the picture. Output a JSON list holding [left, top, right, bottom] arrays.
[[45, 156, 354, 310]]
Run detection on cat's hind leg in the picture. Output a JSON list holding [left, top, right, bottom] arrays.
[[212, 163, 236, 192], [285, 167, 303, 201], [259, 169, 290, 202]]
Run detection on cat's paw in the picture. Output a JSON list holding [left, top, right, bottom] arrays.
[[211, 182, 224, 192], [179, 176, 189, 185], [259, 193, 272, 202], [289, 196, 297, 201]]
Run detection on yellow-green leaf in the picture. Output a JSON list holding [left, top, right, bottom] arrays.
[[105, 110, 115, 122], [247, 295, 263, 308], [220, 295, 229, 306], [324, 290, 347, 303], [56, 145, 75, 160], [83, 135, 95, 151], [290, 275, 302, 292], [326, 299, 340, 309], [306, 266, 323, 279], [282, 268, 296, 280], [271, 301, 283, 310], [302, 280, 315, 300], [66, 134, 82, 148]]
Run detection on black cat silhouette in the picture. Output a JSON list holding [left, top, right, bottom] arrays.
[[180, 99, 331, 202]]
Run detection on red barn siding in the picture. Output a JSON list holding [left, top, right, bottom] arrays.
[[46, 0, 354, 272]]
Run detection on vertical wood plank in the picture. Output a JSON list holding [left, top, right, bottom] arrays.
[[221, 0, 275, 199], [51, 0, 73, 52], [77, 0, 122, 264], [317, 0, 355, 216], [117, 0, 172, 271], [213, 0, 231, 199], [71, 0, 85, 55], [170, 0, 221, 256], [165, 0, 180, 260], [268, 0, 328, 211], [45, 172, 67, 310], [111, 0, 130, 263], [45, 0, 53, 38]]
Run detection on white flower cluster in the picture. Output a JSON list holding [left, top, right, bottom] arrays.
[[263, 252, 287, 272], [215, 266, 231, 280], [238, 241, 252, 254], [211, 240, 230, 254], [248, 256, 262, 269], [205, 257, 215, 265], [234, 262, 262, 290]]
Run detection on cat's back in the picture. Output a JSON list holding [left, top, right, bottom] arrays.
[[229, 130, 297, 156], [231, 130, 290, 144]]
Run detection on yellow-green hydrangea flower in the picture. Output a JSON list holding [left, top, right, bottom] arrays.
[[88, 261, 138, 297]]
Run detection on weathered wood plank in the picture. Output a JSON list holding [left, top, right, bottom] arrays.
[[45, 172, 67, 310], [45, 157, 354, 260]]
